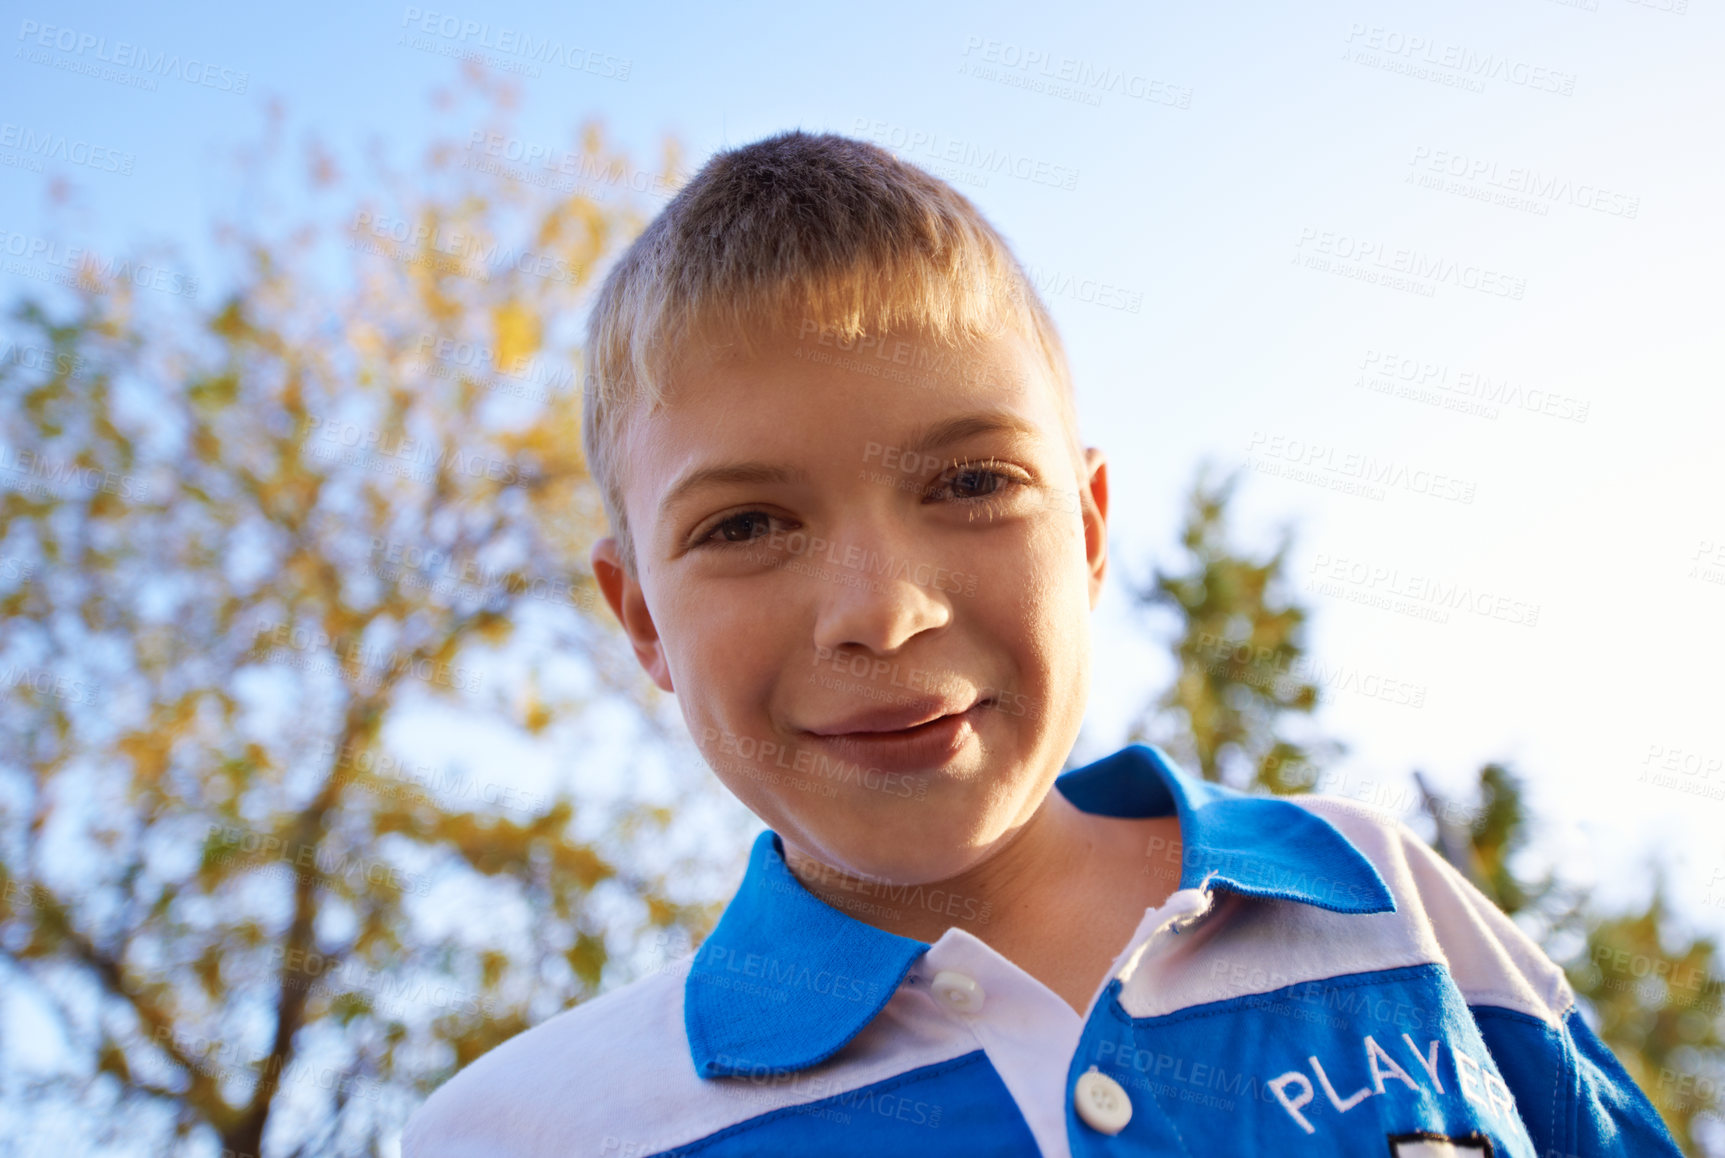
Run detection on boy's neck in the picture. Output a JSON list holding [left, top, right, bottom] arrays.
[[784, 791, 1184, 1015]]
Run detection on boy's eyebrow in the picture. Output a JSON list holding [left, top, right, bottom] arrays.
[[906, 411, 1041, 457], [662, 462, 809, 512], [660, 409, 1041, 511]]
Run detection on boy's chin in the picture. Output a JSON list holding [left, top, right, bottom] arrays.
[[798, 795, 1031, 885]]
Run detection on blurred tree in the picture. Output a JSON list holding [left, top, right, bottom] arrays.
[[1125, 461, 1340, 793], [1132, 464, 1724, 1155], [0, 70, 725, 1157], [1418, 762, 1560, 919]]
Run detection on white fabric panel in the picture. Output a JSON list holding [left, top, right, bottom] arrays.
[[904, 927, 1084, 1158], [1115, 795, 1573, 1027]]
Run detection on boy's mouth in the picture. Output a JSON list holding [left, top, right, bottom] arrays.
[[800, 697, 996, 773], [806, 696, 992, 736]]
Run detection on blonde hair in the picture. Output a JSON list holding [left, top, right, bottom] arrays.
[[581, 129, 1079, 577]]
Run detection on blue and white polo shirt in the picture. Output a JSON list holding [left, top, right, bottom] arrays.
[[402, 743, 1682, 1157]]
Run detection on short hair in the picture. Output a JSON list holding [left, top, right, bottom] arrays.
[[581, 129, 1080, 578]]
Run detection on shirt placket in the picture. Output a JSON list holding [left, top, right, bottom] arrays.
[[902, 877, 1219, 1158], [1065, 875, 1220, 1154]]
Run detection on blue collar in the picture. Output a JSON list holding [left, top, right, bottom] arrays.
[[683, 743, 1395, 1078]]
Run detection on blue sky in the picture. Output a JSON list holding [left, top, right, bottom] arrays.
[[4, 0, 1723, 972]]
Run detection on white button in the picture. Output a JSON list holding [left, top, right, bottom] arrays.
[[930, 970, 985, 1014], [1075, 1067, 1132, 1135]]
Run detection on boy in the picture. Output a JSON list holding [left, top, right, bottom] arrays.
[[403, 131, 1681, 1157]]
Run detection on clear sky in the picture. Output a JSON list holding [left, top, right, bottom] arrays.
[[3, 0, 1722, 952]]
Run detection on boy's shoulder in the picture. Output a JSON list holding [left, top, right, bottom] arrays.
[[400, 954, 715, 1158], [1277, 788, 1574, 1024]]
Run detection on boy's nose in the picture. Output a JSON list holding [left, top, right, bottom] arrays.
[[807, 544, 954, 659]]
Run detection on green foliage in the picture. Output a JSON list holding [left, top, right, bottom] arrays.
[[1467, 763, 1540, 916], [1126, 461, 1339, 793]]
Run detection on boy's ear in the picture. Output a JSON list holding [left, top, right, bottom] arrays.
[[1080, 447, 1109, 609], [590, 537, 675, 694]]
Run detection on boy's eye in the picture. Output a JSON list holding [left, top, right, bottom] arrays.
[[947, 467, 1005, 499], [927, 459, 1026, 507], [701, 511, 780, 545]]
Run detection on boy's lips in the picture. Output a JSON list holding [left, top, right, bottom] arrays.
[[799, 697, 994, 774], [805, 697, 986, 736]]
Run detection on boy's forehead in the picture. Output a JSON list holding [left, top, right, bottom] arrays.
[[664, 320, 1060, 423], [678, 317, 1039, 384], [625, 324, 1072, 481]]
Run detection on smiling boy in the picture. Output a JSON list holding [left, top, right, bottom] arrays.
[[403, 131, 1680, 1157]]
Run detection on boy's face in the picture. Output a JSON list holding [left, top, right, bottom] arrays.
[[592, 323, 1109, 886]]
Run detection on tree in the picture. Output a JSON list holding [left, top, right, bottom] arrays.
[[0, 71, 725, 1156], [1125, 461, 1339, 793]]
